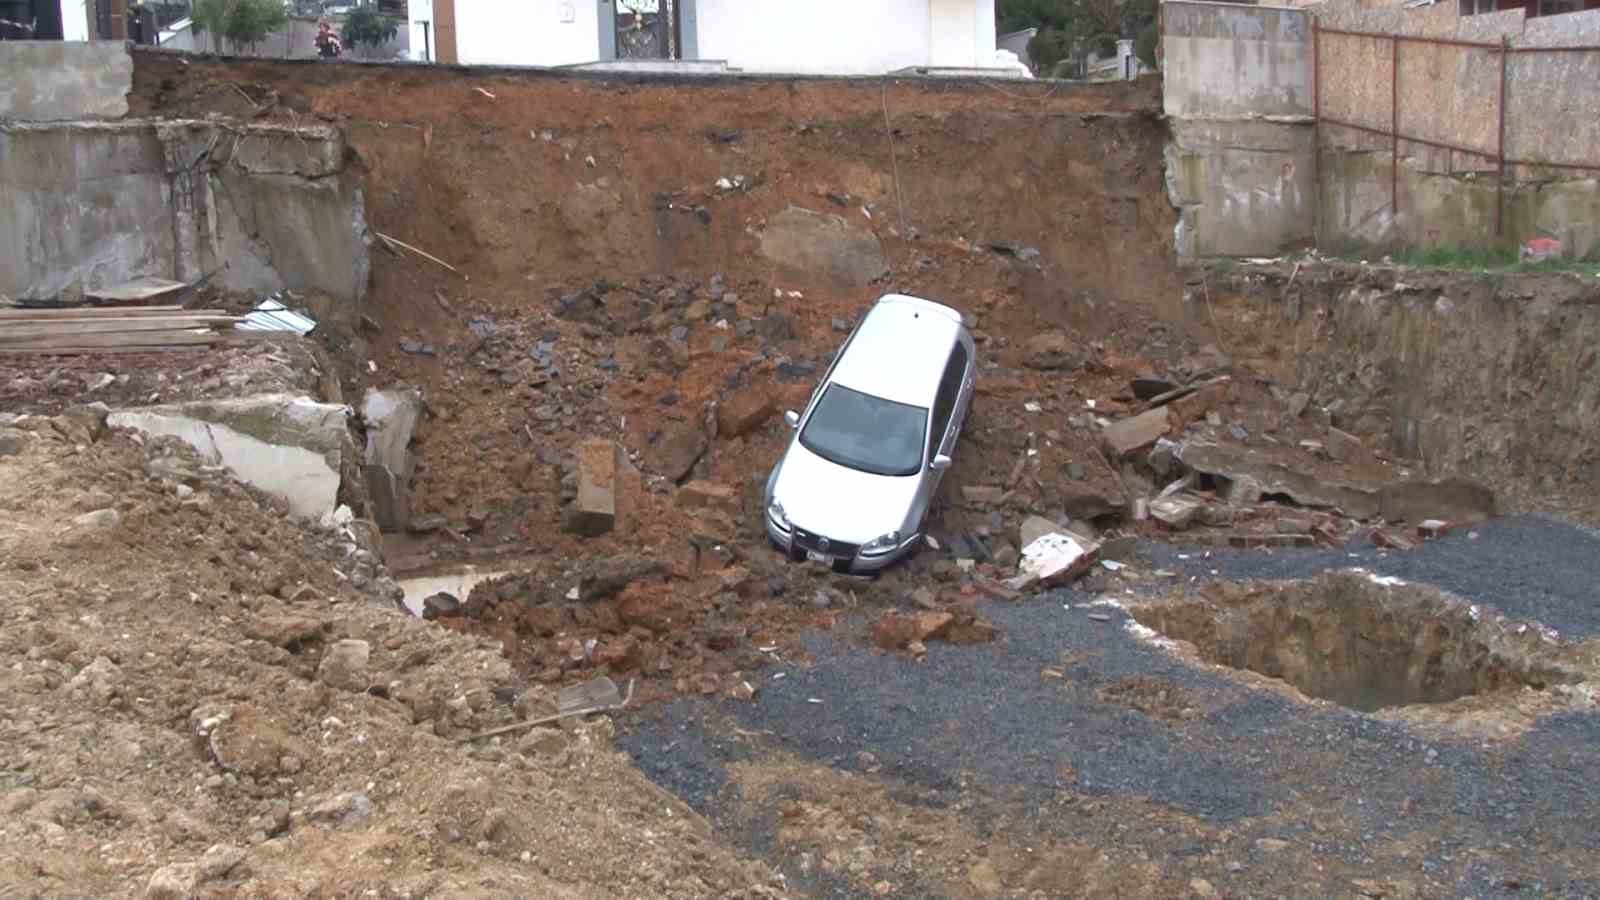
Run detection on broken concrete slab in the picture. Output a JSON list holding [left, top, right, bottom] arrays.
[[107, 393, 347, 519], [1379, 478, 1495, 525], [1150, 495, 1203, 530], [1177, 440, 1382, 519], [758, 206, 887, 287], [1103, 407, 1171, 458], [360, 388, 421, 532], [564, 438, 619, 537]]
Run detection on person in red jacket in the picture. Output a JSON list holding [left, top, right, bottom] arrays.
[[315, 18, 342, 58]]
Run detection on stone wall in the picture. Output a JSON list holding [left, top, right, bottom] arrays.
[[0, 119, 369, 302]]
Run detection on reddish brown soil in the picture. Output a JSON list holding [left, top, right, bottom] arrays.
[[121, 54, 1431, 700]]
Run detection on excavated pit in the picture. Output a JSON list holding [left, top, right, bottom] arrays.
[[1130, 572, 1578, 712]]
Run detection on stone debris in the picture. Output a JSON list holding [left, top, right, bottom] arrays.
[[316, 639, 372, 692], [1103, 407, 1171, 458]]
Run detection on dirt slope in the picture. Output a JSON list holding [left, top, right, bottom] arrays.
[[0, 411, 776, 898]]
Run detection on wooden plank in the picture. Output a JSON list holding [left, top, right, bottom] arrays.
[[0, 305, 203, 319], [0, 317, 240, 341], [0, 331, 222, 351], [0, 345, 209, 357]]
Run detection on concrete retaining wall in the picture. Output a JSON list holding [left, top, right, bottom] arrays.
[[0, 119, 369, 302], [1162, 1, 1315, 257], [1163, 0, 1600, 258], [0, 42, 132, 121]]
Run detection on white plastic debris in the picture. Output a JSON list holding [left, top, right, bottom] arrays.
[[1012, 532, 1097, 588]]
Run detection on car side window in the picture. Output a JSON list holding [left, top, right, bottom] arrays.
[[927, 344, 967, 460]]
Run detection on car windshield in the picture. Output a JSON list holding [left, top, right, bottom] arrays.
[[798, 384, 928, 477]]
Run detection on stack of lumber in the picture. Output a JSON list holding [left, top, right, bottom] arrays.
[[0, 306, 250, 355]]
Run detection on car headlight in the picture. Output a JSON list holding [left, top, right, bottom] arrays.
[[860, 530, 900, 556], [767, 499, 791, 530]]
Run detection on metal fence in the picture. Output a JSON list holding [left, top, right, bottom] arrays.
[[1312, 21, 1600, 238]]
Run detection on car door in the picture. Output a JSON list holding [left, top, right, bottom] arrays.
[[908, 344, 965, 533], [941, 338, 974, 454]]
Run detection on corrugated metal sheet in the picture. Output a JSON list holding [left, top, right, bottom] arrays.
[[236, 296, 317, 335]]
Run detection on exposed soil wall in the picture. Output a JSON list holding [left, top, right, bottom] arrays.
[[1205, 262, 1600, 521], [128, 53, 1179, 316]]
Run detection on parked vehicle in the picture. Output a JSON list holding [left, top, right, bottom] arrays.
[[764, 293, 976, 573]]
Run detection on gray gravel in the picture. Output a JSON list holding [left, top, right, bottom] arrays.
[[621, 516, 1600, 897], [1143, 515, 1600, 638]]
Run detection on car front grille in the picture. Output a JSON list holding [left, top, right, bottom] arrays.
[[791, 526, 860, 559]]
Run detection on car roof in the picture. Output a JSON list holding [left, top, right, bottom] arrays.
[[828, 294, 964, 407]]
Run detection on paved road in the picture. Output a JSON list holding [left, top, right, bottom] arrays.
[[621, 516, 1600, 898]]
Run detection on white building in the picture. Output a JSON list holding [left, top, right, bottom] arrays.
[[408, 0, 1008, 75]]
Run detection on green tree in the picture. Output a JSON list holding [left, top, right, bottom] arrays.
[[342, 1, 399, 56], [1001, 0, 1159, 76], [190, 0, 287, 53]]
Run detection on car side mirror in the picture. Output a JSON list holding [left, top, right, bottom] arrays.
[[930, 454, 953, 471], [784, 410, 800, 429]]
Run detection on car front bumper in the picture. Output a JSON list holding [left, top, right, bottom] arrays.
[[765, 510, 918, 573]]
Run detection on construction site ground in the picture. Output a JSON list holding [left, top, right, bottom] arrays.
[[2, 54, 1598, 898]]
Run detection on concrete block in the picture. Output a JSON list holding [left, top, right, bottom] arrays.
[[108, 393, 348, 519], [360, 388, 421, 531], [564, 439, 618, 537]]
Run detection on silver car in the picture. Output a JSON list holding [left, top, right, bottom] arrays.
[[764, 294, 977, 573]]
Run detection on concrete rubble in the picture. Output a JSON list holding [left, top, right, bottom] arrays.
[[360, 387, 421, 531], [107, 393, 349, 519]]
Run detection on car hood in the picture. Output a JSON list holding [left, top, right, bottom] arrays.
[[771, 442, 919, 545]]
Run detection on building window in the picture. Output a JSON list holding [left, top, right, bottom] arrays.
[[1459, 0, 1497, 15]]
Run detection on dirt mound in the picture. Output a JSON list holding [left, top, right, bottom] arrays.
[[0, 412, 776, 897]]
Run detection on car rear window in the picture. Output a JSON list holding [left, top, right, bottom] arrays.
[[799, 384, 928, 477]]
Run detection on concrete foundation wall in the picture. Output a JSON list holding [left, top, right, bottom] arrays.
[[1163, 0, 1600, 258], [0, 42, 132, 121], [0, 120, 369, 302], [1168, 119, 1315, 257], [1162, 1, 1312, 119], [1162, 1, 1315, 257], [1320, 145, 1600, 258]]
